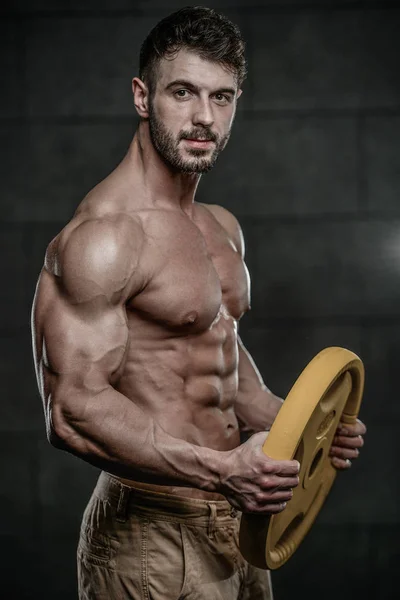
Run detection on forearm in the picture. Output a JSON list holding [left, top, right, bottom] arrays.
[[50, 386, 223, 492], [235, 386, 283, 434], [236, 336, 283, 434]]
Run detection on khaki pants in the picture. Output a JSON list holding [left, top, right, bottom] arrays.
[[78, 471, 273, 600]]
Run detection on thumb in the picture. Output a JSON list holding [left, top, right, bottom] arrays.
[[250, 429, 271, 446]]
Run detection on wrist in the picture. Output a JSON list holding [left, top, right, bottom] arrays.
[[192, 445, 227, 494]]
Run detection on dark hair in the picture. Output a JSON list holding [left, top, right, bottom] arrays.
[[139, 6, 247, 93]]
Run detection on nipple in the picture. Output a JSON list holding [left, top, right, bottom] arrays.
[[183, 311, 198, 325]]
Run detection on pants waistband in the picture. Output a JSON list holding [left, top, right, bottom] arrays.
[[95, 472, 239, 529]]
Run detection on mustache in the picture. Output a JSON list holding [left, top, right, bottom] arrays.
[[179, 129, 218, 143]]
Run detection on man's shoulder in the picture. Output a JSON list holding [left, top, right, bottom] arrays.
[[200, 203, 244, 256], [45, 212, 145, 303], [53, 211, 144, 266]]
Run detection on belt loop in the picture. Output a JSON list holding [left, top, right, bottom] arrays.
[[208, 503, 217, 540], [116, 484, 130, 523]]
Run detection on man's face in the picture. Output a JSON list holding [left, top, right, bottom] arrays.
[[147, 49, 241, 174]]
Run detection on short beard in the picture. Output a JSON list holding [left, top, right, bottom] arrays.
[[148, 102, 230, 174]]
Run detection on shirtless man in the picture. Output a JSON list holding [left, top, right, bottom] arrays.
[[31, 7, 366, 599]]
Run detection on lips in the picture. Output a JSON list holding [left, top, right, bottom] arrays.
[[183, 138, 214, 148]]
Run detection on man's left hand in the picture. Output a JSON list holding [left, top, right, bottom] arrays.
[[329, 418, 367, 470]]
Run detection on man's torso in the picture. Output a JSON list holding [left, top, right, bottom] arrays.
[[35, 174, 251, 498]]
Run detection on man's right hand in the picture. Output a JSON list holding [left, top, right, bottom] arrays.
[[218, 431, 300, 514]]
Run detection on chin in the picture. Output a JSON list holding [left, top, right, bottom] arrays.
[[183, 160, 216, 174], [184, 152, 219, 172]]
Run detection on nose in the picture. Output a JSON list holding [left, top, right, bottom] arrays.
[[192, 97, 214, 128]]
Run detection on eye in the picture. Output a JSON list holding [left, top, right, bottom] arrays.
[[213, 93, 230, 105], [174, 89, 191, 99]]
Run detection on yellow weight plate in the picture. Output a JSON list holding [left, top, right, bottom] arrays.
[[239, 346, 364, 570]]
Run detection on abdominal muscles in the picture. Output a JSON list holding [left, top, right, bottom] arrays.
[[115, 308, 241, 453]]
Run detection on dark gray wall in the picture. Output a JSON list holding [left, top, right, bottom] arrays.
[[1, 1, 399, 598]]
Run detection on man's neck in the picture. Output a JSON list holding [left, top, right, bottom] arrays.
[[124, 120, 201, 214]]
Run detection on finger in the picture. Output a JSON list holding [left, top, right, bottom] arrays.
[[250, 490, 293, 509], [331, 457, 352, 470], [263, 458, 301, 477], [337, 419, 366, 436], [267, 502, 288, 514], [329, 446, 359, 460], [270, 489, 294, 502], [260, 475, 300, 491], [258, 488, 294, 503], [244, 501, 289, 515], [332, 434, 364, 449]]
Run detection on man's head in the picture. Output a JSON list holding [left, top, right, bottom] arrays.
[[133, 6, 247, 174]]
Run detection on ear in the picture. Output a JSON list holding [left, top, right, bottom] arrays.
[[132, 77, 150, 118], [236, 89, 243, 100]]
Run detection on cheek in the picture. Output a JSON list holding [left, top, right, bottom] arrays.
[[156, 98, 188, 130], [213, 108, 235, 138], [215, 119, 233, 144]]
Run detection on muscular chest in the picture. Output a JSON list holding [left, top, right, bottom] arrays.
[[129, 210, 250, 331]]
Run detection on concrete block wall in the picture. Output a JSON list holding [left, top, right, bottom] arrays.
[[1, 1, 399, 598]]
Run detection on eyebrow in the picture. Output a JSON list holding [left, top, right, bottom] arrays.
[[165, 79, 236, 96]]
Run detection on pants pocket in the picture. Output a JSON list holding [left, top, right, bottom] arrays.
[[78, 523, 113, 566], [78, 494, 117, 567]]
